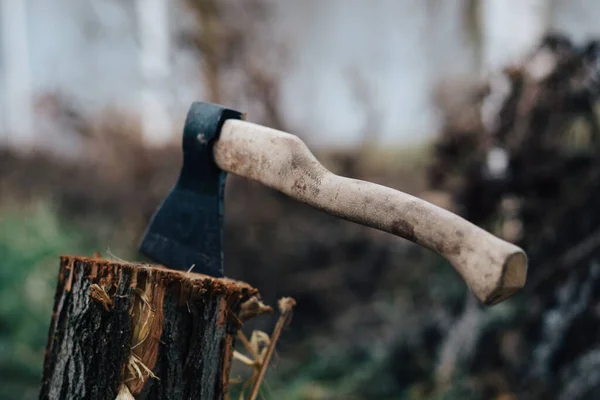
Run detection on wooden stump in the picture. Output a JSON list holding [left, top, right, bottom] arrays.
[[39, 255, 258, 400]]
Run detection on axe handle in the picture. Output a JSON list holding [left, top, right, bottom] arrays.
[[213, 119, 527, 305]]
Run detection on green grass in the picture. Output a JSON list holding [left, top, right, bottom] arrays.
[[0, 201, 101, 400]]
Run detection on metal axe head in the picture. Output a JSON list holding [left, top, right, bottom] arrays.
[[138, 102, 243, 276], [140, 101, 527, 305]]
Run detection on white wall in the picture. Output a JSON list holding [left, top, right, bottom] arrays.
[[273, 0, 600, 146], [2, 0, 600, 151]]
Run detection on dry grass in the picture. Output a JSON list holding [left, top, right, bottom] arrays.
[[230, 297, 297, 400]]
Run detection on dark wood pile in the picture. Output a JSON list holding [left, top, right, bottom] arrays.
[[428, 33, 600, 399]]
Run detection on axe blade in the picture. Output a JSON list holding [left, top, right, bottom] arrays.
[[138, 102, 243, 276]]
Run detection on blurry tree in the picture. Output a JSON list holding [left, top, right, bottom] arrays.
[[463, 0, 484, 72], [464, 0, 558, 73], [134, 0, 173, 145], [1, 0, 34, 150], [182, 0, 287, 130], [186, 0, 222, 103]]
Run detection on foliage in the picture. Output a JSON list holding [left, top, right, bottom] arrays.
[[0, 201, 100, 400]]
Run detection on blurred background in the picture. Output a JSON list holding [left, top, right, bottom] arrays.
[[2, 0, 600, 399]]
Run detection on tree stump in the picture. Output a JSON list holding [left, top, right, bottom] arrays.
[[39, 255, 259, 400]]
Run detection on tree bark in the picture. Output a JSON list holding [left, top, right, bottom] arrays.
[[39, 255, 258, 400]]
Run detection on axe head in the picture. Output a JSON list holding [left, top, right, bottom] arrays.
[[139, 102, 243, 276]]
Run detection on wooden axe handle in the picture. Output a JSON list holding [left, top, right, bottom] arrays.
[[213, 119, 527, 305]]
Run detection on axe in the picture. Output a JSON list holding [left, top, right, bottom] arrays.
[[139, 102, 527, 306]]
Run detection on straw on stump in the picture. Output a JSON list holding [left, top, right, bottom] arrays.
[[39, 255, 258, 400]]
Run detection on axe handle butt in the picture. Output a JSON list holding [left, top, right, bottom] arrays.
[[214, 119, 527, 305]]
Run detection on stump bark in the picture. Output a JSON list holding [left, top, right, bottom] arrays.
[[39, 255, 258, 400]]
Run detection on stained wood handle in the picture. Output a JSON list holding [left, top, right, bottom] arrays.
[[213, 119, 527, 305]]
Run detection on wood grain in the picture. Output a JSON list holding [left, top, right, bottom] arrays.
[[39, 256, 257, 399], [214, 119, 527, 305]]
